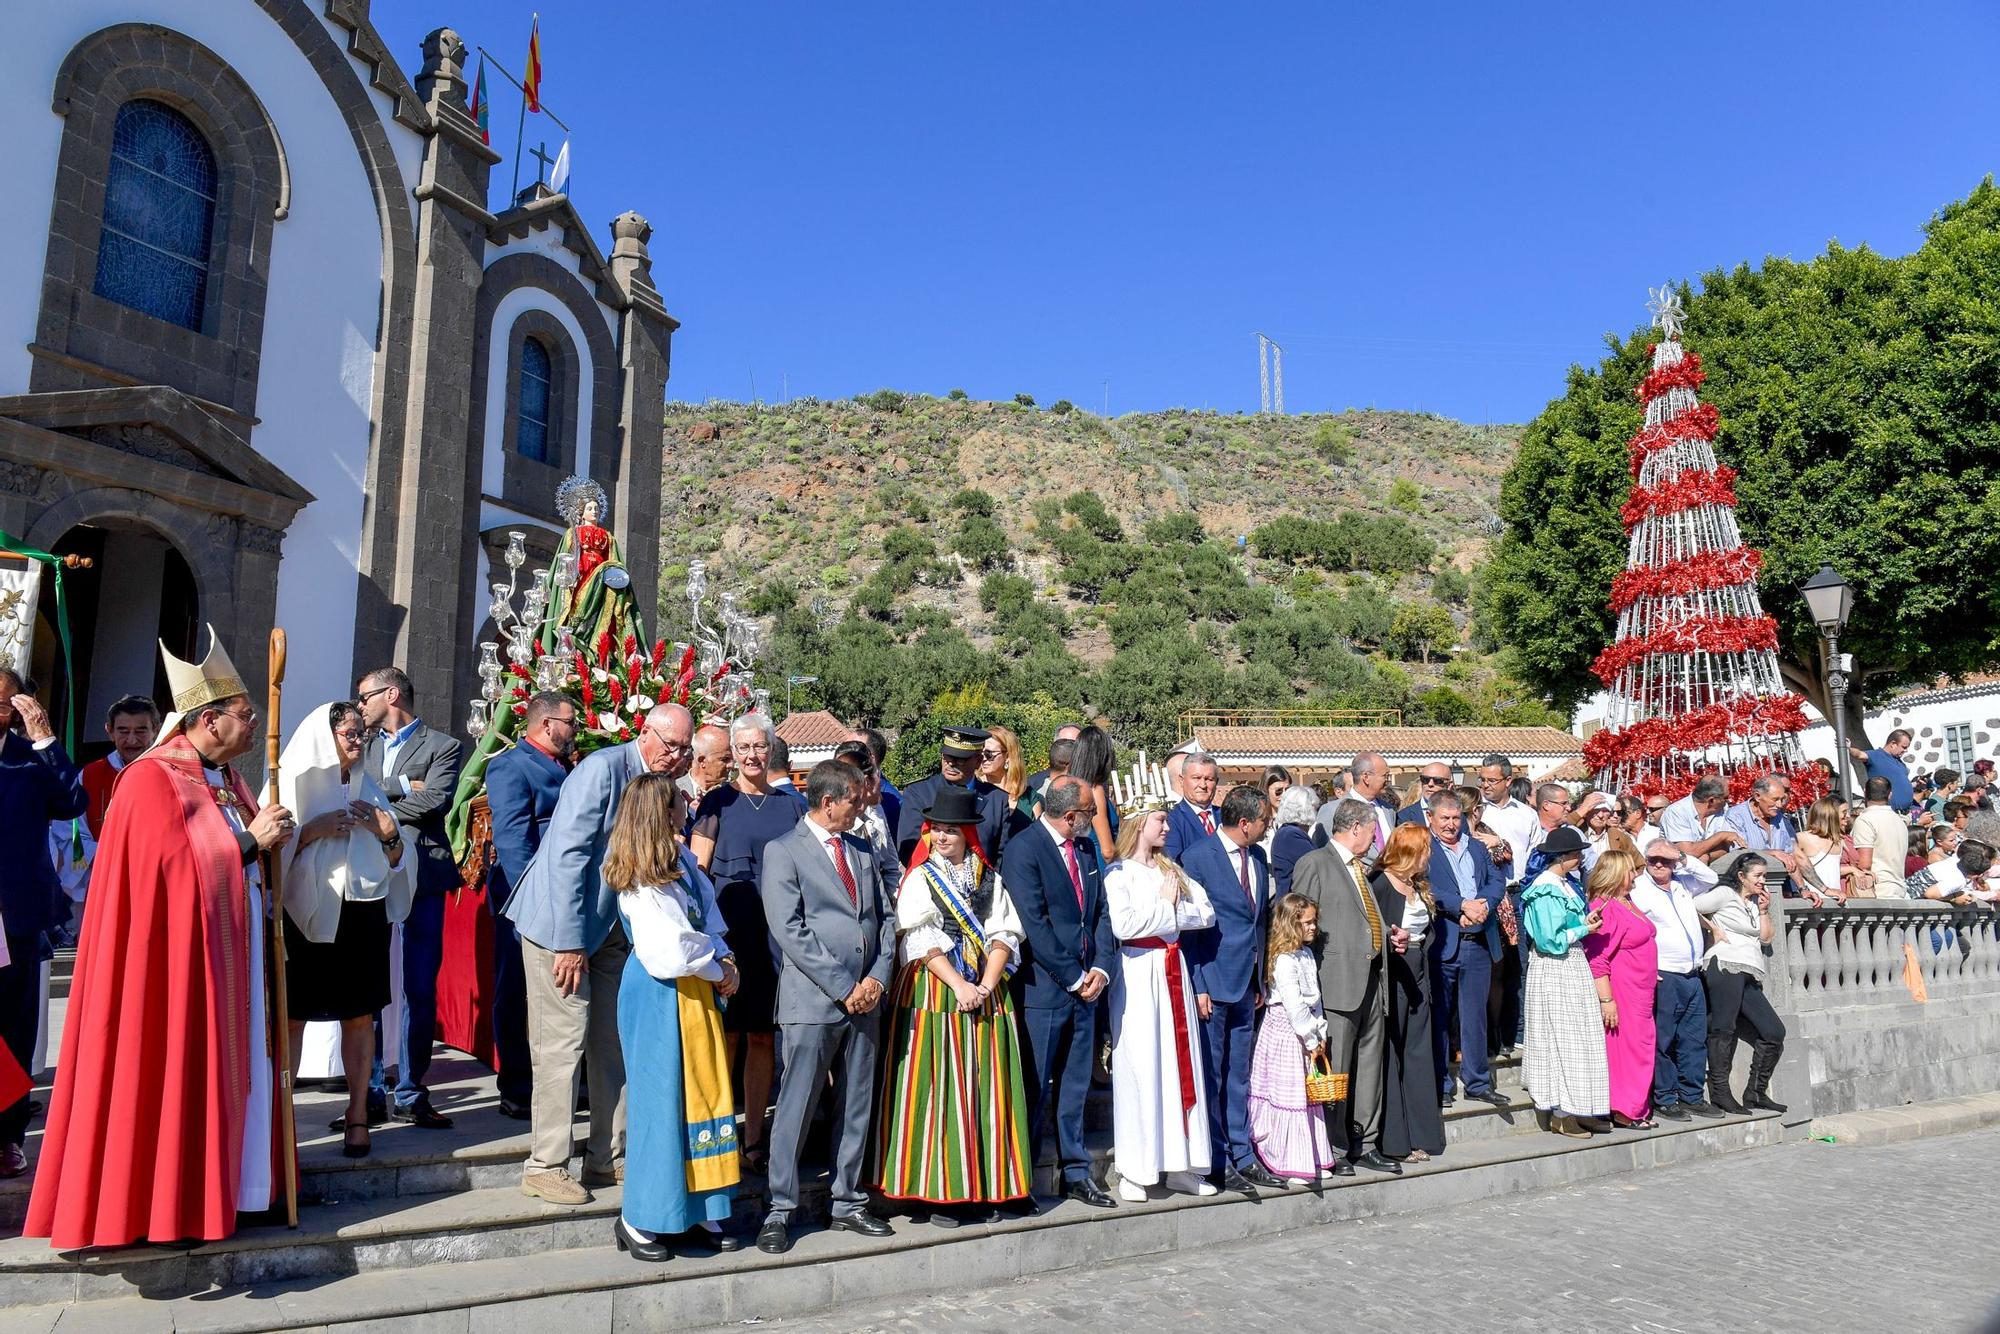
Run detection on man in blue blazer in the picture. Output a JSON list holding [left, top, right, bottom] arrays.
[[482, 690, 578, 1120], [1162, 752, 1222, 863], [0, 675, 86, 1177], [1395, 762, 1454, 827], [505, 702, 693, 1206], [1180, 784, 1284, 1192], [1004, 774, 1120, 1208], [1424, 791, 1509, 1108]]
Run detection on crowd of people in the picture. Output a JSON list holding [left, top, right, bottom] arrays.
[[2, 641, 1991, 1261]]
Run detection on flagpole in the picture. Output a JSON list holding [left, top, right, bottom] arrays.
[[510, 14, 537, 201]]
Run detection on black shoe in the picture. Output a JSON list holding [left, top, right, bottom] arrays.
[[341, 1125, 371, 1159], [1440, 1090, 1456, 1108], [755, 1217, 792, 1254], [1218, 1165, 1259, 1195], [679, 1224, 742, 1252], [1685, 1100, 1727, 1119], [1354, 1151, 1402, 1175], [390, 1096, 454, 1129], [614, 1217, 674, 1263], [1744, 1090, 1788, 1114], [330, 1091, 390, 1131], [1654, 1102, 1691, 1122], [1325, 1158, 1355, 1177], [1465, 1089, 1510, 1107], [1709, 1089, 1748, 1116], [497, 1098, 532, 1121], [1061, 1179, 1117, 1209], [828, 1211, 895, 1238], [917, 1209, 958, 1229], [1239, 1162, 1287, 1190]]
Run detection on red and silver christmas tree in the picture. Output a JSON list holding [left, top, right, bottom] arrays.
[[1583, 286, 1823, 805]]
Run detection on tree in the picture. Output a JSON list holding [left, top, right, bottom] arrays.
[[1432, 565, 1471, 604], [1050, 399, 1075, 415], [1389, 600, 1457, 664], [1311, 418, 1355, 464], [950, 487, 996, 517], [947, 387, 969, 401], [953, 514, 1011, 569], [1388, 477, 1422, 511], [1013, 393, 1037, 408], [1061, 490, 1124, 542], [1485, 181, 2000, 743], [1143, 512, 1206, 545]]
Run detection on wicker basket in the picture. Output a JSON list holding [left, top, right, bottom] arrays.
[[1304, 1054, 1347, 1106]]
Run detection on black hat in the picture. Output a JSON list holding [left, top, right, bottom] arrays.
[[939, 725, 991, 760], [922, 786, 984, 826], [1538, 825, 1587, 861]]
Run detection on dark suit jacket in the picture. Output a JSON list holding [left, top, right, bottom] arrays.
[[483, 740, 567, 914], [0, 733, 87, 939], [1179, 832, 1269, 1006], [1425, 834, 1506, 962], [1395, 801, 1429, 827], [366, 721, 463, 896], [1163, 800, 1218, 864], [1271, 823, 1319, 897], [1002, 820, 1119, 1008], [1287, 843, 1392, 1013], [895, 772, 1009, 865]]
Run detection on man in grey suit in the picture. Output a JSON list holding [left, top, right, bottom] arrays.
[[754, 759, 898, 1254], [358, 666, 463, 1130], [1288, 798, 1402, 1175], [504, 701, 694, 1205]]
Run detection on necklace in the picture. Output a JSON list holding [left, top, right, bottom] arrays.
[[739, 784, 774, 811]]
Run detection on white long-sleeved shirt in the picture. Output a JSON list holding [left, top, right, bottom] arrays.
[[1268, 948, 1328, 1048], [1630, 872, 1707, 975], [1481, 798, 1540, 886], [1105, 859, 1216, 943], [896, 859, 1025, 968], [627, 876, 729, 983], [1693, 887, 1766, 976]]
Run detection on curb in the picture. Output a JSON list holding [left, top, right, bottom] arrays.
[[1809, 1092, 2000, 1147]]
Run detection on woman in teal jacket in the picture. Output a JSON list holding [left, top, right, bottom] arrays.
[[1519, 825, 1611, 1138]]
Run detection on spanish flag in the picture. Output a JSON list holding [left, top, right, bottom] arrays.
[[524, 18, 542, 113]]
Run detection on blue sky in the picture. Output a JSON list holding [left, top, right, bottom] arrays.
[[373, 2, 1998, 423]]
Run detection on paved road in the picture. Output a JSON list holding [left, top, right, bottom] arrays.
[[716, 1126, 2000, 1334]]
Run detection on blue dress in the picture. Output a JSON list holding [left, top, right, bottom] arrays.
[[616, 855, 737, 1235], [693, 784, 806, 1032]]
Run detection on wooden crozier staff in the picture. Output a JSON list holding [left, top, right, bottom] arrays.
[[261, 628, 300, 1227]]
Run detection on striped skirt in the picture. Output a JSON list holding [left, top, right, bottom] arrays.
[[870, 964, 1033, 1204], [1522, 945, 1610, 1118]]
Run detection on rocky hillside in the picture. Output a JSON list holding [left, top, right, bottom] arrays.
[[660, 394, 1517, 645]]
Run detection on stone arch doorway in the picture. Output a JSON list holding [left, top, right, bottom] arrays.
[[32, 519, 200, 761]]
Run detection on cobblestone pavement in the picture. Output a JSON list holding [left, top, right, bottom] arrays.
[[714, 1126, 2000, 1334]]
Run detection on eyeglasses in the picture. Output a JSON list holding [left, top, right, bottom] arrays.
[[1646, 856, 1680, 867], [217, 707, 257, 725], [1420, 776, 1450, 787], [1647, 803, 1669, 815], [357, 685, 393, 704], [547, 713, 579, 729], [1066, 806, 1098, 820], [649, 729, 691, 753], [331, 728, 364, 742], [980, 748, 1005, 760]]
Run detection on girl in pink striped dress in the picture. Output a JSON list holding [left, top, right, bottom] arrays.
[[1248, 894, 1338, 1181]]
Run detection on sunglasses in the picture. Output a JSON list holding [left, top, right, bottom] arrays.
[[1646, 856, 1680, 867], [979, 748, 1005, 760], [1420, 776, 1450, 787]]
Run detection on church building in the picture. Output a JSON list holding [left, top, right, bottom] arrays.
[[1, 3, 677, 752]]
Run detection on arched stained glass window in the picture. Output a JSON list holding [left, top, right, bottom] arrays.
[[93, 100, 217, 330], [517, 337, 553, 462]]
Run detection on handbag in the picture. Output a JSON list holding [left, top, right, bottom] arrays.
[[1304, 1052, 1347, 1106]]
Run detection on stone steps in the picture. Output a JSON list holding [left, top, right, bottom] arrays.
[[2, 1109, 1785, 1333], [1, 1051, 1535, 1231]]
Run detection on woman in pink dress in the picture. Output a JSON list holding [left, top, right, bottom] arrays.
[[1582, 849, 1659, 1128]]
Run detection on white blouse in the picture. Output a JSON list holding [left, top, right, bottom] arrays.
[[1268, 949, 1328, 1047], [1399, 892, 1431, 949], [896, 858, 1025, 966], [1693, 886, 1766, 976], [1105, 858, 1216, 942], [627, 868, 730, 984]]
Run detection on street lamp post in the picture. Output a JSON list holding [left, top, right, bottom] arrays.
[[1800, 565, 1855, 799], [785, 674, 818, 718]]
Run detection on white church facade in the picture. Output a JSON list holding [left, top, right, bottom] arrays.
[[1, 2, 676, 749]]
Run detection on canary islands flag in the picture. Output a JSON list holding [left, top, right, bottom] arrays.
[[470, 55, 491, 144]]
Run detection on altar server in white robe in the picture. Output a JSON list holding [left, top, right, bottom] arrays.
[[1105, 800, 1218, 1200]]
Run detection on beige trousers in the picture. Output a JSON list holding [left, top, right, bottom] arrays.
[[520, 924, 629, 1175]]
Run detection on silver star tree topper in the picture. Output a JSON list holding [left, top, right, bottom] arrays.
[[1647, 283, 1687, 341]]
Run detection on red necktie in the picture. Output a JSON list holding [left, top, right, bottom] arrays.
[[1063, 837, 1085, 911], [827, 835, 859, 908], [1198, 808, 1215, 836], [1237, 845, 1253, 905]]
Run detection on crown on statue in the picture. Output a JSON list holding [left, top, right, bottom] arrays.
[[556, 475, 609, 527], [160, 623, 246, 713]]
